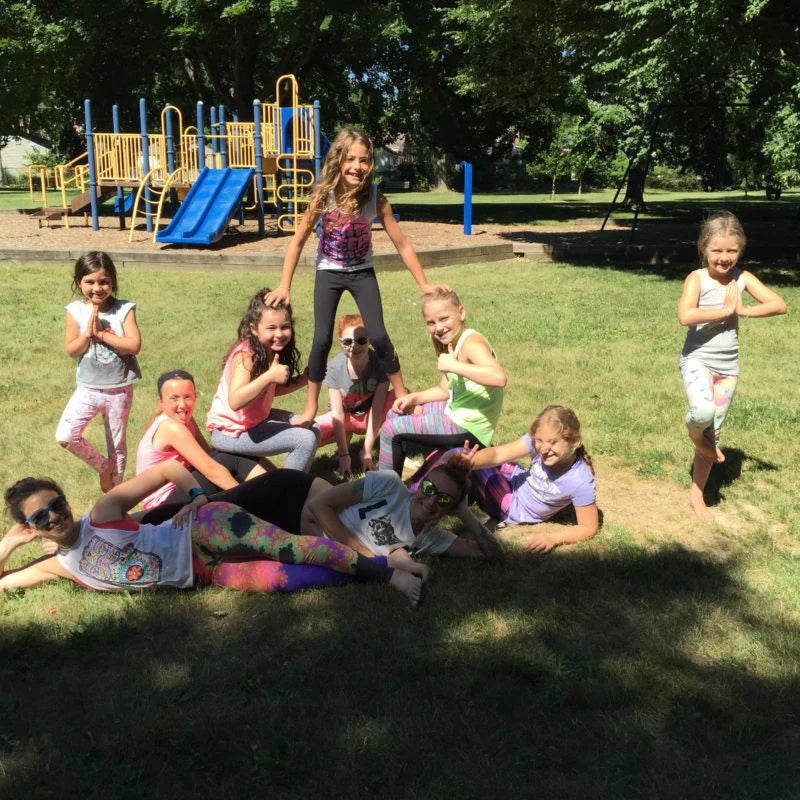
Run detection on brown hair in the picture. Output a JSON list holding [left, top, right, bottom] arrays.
[[5, 477, 64, 524], [337, 313, 365, 337], [530, 405, 595, 475], [224, 288, 302, 381], [72, 251, 118, 294], [427, 452, 473, 505], [420, 288, 465, 356], [308, 127, 374, 219], [697, 211, 747, 264]]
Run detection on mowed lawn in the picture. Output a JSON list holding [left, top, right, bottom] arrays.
[[1, 258, 798, 798]]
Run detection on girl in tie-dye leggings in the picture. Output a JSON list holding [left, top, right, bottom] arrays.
[[678, 212, 787, 520]]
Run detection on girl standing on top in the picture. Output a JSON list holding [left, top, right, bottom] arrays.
[[206, 288, 319, 471], [378, 288, 506, 475], [314, 313, 394, 476], [56, 251, 141, 492], [264, 126, 449, 426], [678, 211, 787, 520]]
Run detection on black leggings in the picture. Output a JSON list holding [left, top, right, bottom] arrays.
[[308, 268, 400, 381], [391, 432, 483, 476], [138, 469, 317, 531]]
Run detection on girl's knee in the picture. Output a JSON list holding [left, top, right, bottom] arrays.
[[686, 404, 715, 430]]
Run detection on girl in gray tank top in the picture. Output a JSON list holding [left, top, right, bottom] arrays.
[[677, 212, 787, 521]]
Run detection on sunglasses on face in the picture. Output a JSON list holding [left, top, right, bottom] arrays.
[[419, 478, 457, 508], [340, 336, 369, 348], [26, 494, 69, 530]]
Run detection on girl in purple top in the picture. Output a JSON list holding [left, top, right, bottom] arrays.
[[411, 405, 598, 553]]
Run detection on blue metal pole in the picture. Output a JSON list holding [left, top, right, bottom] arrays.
[[84, 99, 100, 231], [461, 161, 472, 236], [196, 101, 205, 172], [313, 100, 321, 180], [112, 104, 125, 229], [254, 100, 265, 236], [219, 104, 228, 168], [210, 106, 218, 164], [140, 98, 152, 233], [164, 105, 177, 216]]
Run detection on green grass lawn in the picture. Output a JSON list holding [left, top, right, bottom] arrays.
[[1, 259, 798, 798]]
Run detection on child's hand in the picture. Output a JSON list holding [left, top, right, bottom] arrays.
[[266, 353, 290, 384], [41, 539, 59, 556], [337, 453, 352, 477], [723, 282, 739, 315], [5, 523, 40, 548], [421, 282, 452, 295], [264, 287, 290, 307], [526, 532, 561, 554], [437, 350, 460, 374], [361, 451, 377, 472], [460, 440, 480, 464], [392, 394, 417, 415]]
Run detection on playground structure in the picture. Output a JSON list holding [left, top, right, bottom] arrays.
[[27, 75, 324, 243]]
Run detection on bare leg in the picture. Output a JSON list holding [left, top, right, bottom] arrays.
[[687, 423, 722, 463], [99, 458, 115, 493], [387, 370, 409, 399], [689, 448, 715, 521], [293, 380, 322, 427]]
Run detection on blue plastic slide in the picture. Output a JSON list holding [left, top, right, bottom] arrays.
[[156, 167, 254, 245], [114, 191, 134, 215]]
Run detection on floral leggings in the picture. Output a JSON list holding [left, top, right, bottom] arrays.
[[190, 502, 389, 591], [681, 360, 738, 446]]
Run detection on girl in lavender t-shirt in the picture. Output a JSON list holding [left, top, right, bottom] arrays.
[[414, 405, 597, 553]]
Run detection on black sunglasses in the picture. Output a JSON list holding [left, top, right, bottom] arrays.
[[340, 336, 369, 347], [419, 478, 456, 508], [26, 494, 69, 530]]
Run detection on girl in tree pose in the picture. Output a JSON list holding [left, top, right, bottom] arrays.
[[56, 251, 142, 492], [0, 463, 425, 604], [408, 405, 598, 553], [314, 313, 394, 476], [378, 288, 506, 475], [264, 126, 449, 426], [135, 369, 269, 511], [678, 211, 787, 520], [207, 288, 319, 471]]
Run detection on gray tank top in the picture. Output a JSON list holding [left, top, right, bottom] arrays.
[[680, 268, 746, 375]]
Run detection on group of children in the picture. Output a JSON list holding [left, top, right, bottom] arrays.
[[0, 126, 787, 600]]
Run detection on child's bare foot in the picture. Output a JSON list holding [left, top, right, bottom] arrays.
[[397, 560, 432, 583], [389, 570, 423, 607], [689, 486, 715, 521], [99, 460, 115, 493], [715, 446, 725, 463]]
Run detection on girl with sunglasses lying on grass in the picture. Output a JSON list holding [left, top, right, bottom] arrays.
[[0, 462, 427, 605]]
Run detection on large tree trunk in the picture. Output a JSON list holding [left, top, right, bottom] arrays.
[[622, 163, 648, 212]]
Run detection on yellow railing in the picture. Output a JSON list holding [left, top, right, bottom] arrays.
[[153, 167, 190, 242], [276, 167, 314, 231], [27, 165, 49, 205], [128, 166, 166, 242]]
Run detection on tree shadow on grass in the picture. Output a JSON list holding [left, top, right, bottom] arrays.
[[694, 447, 778, 506], [1, 545, 797, 799]]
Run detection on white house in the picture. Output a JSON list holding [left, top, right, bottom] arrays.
[[0, 134, 51, 182]]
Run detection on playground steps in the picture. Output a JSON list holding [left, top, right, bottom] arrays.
[[30, 206, 71, 221], [71, 185, 116, 214]]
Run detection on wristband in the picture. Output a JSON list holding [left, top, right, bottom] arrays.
[[188, 487, 206, 500]]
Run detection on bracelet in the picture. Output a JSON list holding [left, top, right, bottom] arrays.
[[338, 453, 349, 459], [188, 487, 206, 500]]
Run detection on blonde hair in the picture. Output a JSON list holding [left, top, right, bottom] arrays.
[[530, 405, 594, 475], [697, 211, 747, 264], [337, 313, 365, 337], [421, 288, 465, 356], [309, 127, 374, 218]]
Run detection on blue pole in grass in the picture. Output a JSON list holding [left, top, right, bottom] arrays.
[[84, 99, 99, 231], [112, 104, 124, 229], [139, 98, 152, 233], [461, 161, 472, 235], [313, 99, 321, 180], [196, 102, 205, 172], [254, 99, 265, 236]]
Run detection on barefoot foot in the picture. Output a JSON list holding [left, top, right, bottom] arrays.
[[99, 459, 115, 493], [689, 487, 715, 521], [396, 560, 432, 583], [389, 570, 423, 607]]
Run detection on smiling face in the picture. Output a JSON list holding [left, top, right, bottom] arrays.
[[78, 268, 114, 308], [250, 307, 293, 354], [158, 378, 196, 425], [703, 234, 742, 281], [338, 141, 371, 190], [409, 470, 464, 526], [533, 422, 577, 472], [21, 489, 76, 545], [422, 299, 466, 348], [339, 324, 369, 359]]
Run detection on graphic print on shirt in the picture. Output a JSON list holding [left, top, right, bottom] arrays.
[[368, 515, 401, 547], [321, 211, 371, 268], [79, 534, 162, 585], [526, 460, 561, 498]]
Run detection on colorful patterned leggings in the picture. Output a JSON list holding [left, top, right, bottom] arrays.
[[55, 385, 133, 484], [378, 400, 478, 474], [681, 360, 738, 445], [190, 501, 389, 591]]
